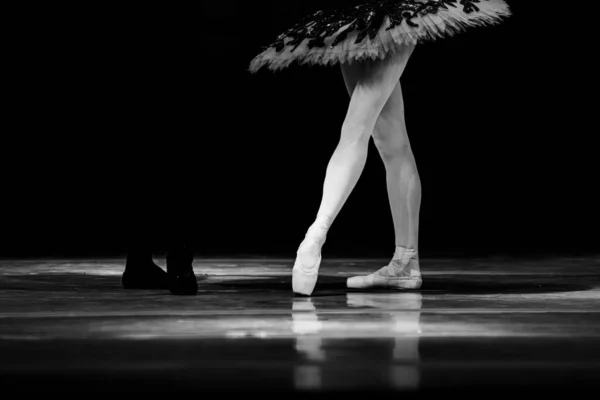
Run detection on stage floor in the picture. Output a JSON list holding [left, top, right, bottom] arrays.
[[1, 256, 599, 395]]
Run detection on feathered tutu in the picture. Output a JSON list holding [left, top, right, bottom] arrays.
[[249, 0, 510, 72]]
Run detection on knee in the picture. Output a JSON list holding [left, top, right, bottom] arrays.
[[341, 98, 389, 144], [378, 142, 411, 163], [373, 124, 411, 161], [401, 160, 420, 187]]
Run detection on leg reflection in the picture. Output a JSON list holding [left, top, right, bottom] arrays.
[[291, 293, 423, 391], [292, 298, 324, 390], [346, 292, 422, 390]]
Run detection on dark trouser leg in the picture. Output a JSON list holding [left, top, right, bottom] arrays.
[[163, 153, 198, 296], [121, 182, 169, 289], [118, 37, 199, 294]]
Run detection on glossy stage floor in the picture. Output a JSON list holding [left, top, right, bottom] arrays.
[[1, 256, 599, 396]]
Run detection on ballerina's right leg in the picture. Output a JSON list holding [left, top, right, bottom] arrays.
[[347, 81, 423, 290], [293, 45, 415, 296]]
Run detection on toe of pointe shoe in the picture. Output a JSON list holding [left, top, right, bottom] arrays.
[[346, 275, 372, 289], [292, 252, 321, 296], [292, 269, 318, 296]]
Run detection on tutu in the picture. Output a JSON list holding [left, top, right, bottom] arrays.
[[249, 0, 510, 72]]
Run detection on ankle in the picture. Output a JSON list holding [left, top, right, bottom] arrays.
[[314, 214, 332, 228], [392, 246, 417, 265], [389, 246, 421, 277], [306, 216, 332, 240]]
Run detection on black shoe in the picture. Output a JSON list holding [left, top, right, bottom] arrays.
[[167, 242, 198, 295], [122, 252, 168, 290]]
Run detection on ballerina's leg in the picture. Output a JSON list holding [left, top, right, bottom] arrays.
[[293, 45, 415, 295]]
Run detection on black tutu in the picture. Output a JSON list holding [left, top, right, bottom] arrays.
[[249, 0, 510, 72]]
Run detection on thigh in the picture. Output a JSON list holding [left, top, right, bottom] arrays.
[[339, 45, 415, 132], [341, 44, 415, 98]]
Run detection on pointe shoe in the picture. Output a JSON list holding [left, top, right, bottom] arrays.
[[292, 235, 325, 296], [347, 259, 422, 290]]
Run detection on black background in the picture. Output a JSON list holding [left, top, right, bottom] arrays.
[[2, 1, 596, 259]]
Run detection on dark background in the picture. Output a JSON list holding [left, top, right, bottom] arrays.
[[3, 1, 596, 259]]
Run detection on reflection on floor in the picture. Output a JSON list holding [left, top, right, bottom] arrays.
[[0, 256, 599, 394]]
